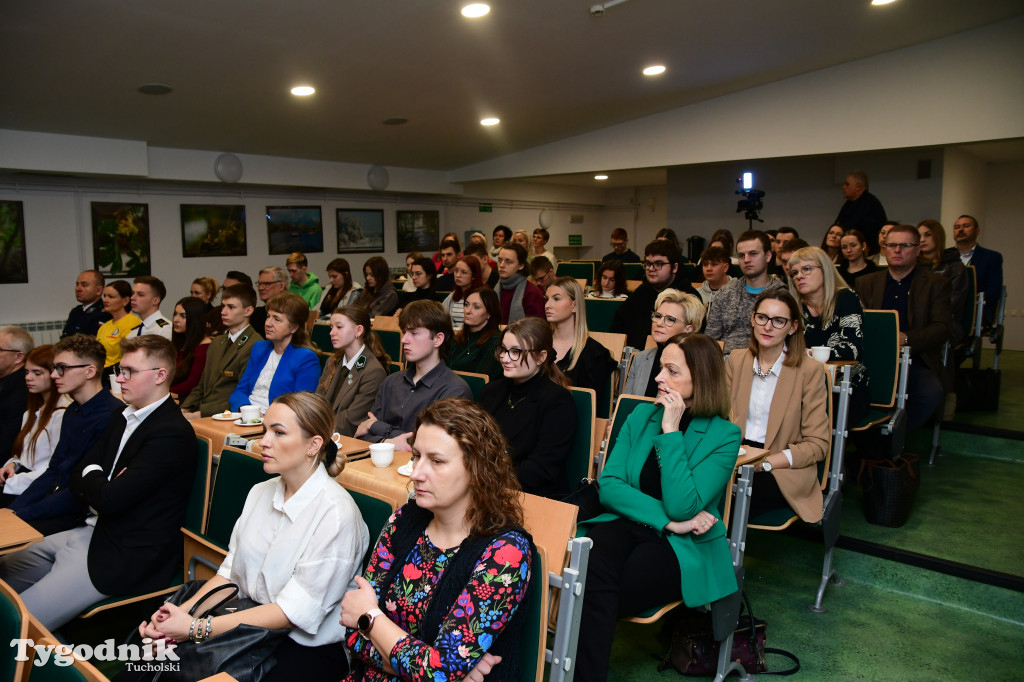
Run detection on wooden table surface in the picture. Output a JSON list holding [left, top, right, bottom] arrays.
[[0, 509, 43, 556], [190, 415, 265, 456], [248, 434, 373, 460]]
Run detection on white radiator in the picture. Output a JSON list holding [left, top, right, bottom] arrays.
[[17, 320, 65, 346]]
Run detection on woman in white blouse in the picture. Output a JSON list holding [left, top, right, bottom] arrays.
[[139, 392, 369, 680], [0, 345, 67, 505]]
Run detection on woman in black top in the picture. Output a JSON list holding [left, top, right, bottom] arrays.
[[546, 277, 617, 397], [447, 287, 503, 381], [837, 229, 878, 288], [398, 256, 437, 308], [478, 317, 577, 499]]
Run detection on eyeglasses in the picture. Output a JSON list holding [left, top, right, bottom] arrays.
[[642, 260, 672, 270], [117, 367, 161, 380], [789, 264, 821, 279], [0, 348, 22, 354], [50, 363, 90, 376], [610, 241, 626, 248], [651, 311, 683, 326], [753, 312, 792, 329], [885, 242, 919, 251], [495, 346, 532, 362]]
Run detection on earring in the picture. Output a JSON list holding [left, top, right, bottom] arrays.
[[307, 450, 316, 458]]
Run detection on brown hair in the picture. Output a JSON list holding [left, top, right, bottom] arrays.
[[499, 243, 529, 274], [286, 252, 308, 267], [452, 256, 483, 302], [171, 296, 209, 386], [12, 345, 63, 466], [53, 334, 105, 370], [399, 299, 454, 360], [916, 219, 947, 267], [265, 292, 315, 350], [414, 398, 524, 536], [133, 275, 166, 304], [325, 258, 355, 301], [454, 287, 501, 348], [502, 317, 569, 388], [710, 229, 735, 255], [596, 260, 628, 297], [747, 289, 806, 369], [221, 283, 257, 310], [664, 333, 730, 419], [271, 392, 346, 477], [120, 334, 177, 371], [318, 305, 391, 390]]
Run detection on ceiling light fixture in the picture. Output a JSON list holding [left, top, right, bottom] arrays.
[[595, 175, 609, 180], [871, 0, 897, 5], [290, 86, 315, 96], [462, 3, 490, 18], [137, 83, 173, 95], [480, 117, 500, 126], [642, 65, 666, 76]]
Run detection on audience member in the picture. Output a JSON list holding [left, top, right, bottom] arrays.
[[951, 214, 1003, 327], [287, 251, 324, 310], [319, 258, 363, 318], [463, 242, 499, 288], [511, 229, 532, 260], [918, 220, 969, 340], [834, 171, 888, 252], [622, 289, 704, 397], [696, 246, 733, 305], [180, 284, 260, 418], [856, 225, 951, 433], [434, 239, 461, 291], [589, 260, 628, 299], [130, 275, 172, 339], [355, 301, 472, 450], [705, 231, 786, 353], [432, 232, 462, 272], [139, 393, 367, 682], [654, 228, 682, 252], [222, 270, 252, 289], [0, 345, 66, 506], [495, 242, 545, 324], [871, 221, 896, 266], [530, 255, 557, 291], [357, 256, 399, 317], [532, 228, 557, 263], [709, 229, 737, 264], [401, 252, 422, 293], [0, 325, 33, 459], [575, 334, 740, 681], [190, 276, 218, 307], [838, 229, 878, 287], [169, 296, 212, 402], [7, 335, 123, 535], [766, 229, 780, 257], [440, 256, 483, 330], [602, 228, 641, 263], [96, 280, 140, 373], [776, 238, 809, 274], [61, 270, 110, 338], [821, 225, 844, 264], [468, 231, 488, 249], [398, 257, 437, 310], [447, 288, 503, 382], [229, 293, 320, 412], [252, 266, 290, 336], [491, 224, 512, 258], [316, 305, 390, 438], [0, 335, 195, 630], [342, 398, 534, 682], [547, 277, 617, 396], [612, 239, 699, 350], [775, 226, 800, 252]]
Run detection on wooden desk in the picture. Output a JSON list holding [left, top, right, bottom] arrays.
[[248, 434, 373, 461], [338, 451, 414, 509], [190, 416, 265, 456], [0, 510, 43, 555]]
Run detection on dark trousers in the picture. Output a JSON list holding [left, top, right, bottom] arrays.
[[576, 518, 682, 681], [906, 363, 943, 433], [264, 637, 348, 682]]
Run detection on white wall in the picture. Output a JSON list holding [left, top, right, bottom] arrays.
[[981, 161, 1023, 350], [941, 147, 989, 228]]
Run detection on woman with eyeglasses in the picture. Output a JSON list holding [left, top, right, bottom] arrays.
[[96, 280, 141, 374], [447, 287, 503, 382], [478, 317, 576, 498], [397, 257, 437, 308], [837, 229, 878, 287], [724, 289, 830, 523], [440, 256, 483, 330], [546, 277, 616, 398], [622, 289, 705, 397]]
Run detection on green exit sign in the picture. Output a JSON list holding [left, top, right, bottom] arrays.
[[478, 203, 493, 213], [568, 234, 583, 246]]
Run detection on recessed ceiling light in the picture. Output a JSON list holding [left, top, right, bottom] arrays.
[[480, 117, 500, 126], [462, 3, 490, 18], [594, 175, 609, 180], [290, 86, 315, 96], [137, 83, 173, 95], [642, 65, 666, 76], [871, 0, 897, 5], [382, 117, 408, 126]]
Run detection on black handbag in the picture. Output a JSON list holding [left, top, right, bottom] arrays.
[[149, 580, 290, 682], [858, 453, 920, 528], [560, 478, 605, 522]]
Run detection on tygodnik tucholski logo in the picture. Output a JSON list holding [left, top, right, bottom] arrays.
[[10, 637, 180, 671]]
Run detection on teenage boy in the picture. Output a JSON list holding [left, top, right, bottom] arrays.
[[530, 256, 557, 291], [355, 300, 471, 451], [181, 284, 262, 418], [130, 275, 172, 338], [0, 336, 195, 630], [286, 251, 323, 309], [611, 240, 699, 349], [696, 246, 733, 305]]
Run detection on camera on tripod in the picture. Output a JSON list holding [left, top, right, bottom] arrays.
[[735, 172, 765, 226]]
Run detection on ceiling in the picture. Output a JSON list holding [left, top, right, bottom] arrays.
[[2, 1, 1022, 173]]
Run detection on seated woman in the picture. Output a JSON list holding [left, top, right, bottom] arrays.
[[918, 219, 969, 340], [317, 305, 390, 437], [190, 276, 218, 309], [588, 260, 628, 299], [230, 293, 321, 412], [546, 277, 616, 396], [479, 317, 576, 498], [837, 229, 878, 287], [319, 258, 364, 318], [622, 289, 704, 397], [788, 246, 870, 425], [137, 393, 369, 682], [724, 289, 830, 523], [575, 334, 741, 680], [170, 296, 212, 402], [96, 280, 141, 377], [400, 252, 423, 294], [0, 345, 67, 506], [398, 257, 437, 308], [358, 256, 399, 318], [341, 397, 534, 682], [440, 256, 483, 330], [494, 242, 545, 323], [820, 225, 844, 264], [447, 287, 503, 382]]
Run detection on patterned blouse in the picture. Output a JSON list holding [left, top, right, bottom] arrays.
[[801, 287, 868, 391], [345, 507, 532, 682]]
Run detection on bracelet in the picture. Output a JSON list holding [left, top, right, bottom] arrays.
[[204, 616, 213, 640], [188, 618, 198, 642]]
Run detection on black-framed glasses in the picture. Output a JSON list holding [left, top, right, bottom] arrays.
[[651, 311, 682, 326], [789, 264, 821, 279], [753, 312, 792, 329], [256, 280, 278, 288], [885, 242, 919, 251], [50, 363, 90, 376], [642, 260, 672, 270], [495, 345, 532, 362], [118, 367, 161, 380]]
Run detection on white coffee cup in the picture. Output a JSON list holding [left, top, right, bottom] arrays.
[[369, 443, 395, 468], [110, 374, 121, 395], [808, 346, 831, 364], [239, 405, 261, 424]]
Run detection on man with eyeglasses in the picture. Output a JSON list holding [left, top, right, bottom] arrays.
[[705, 231, 786, 353], [0, 325, 33, 461], [250, 266, 289, 338], [611, 239, 699, 349], [601, 228, 641, 264], [856, 224, 952, 433], [0, 335, 195, 630], [6, 335, 123, 536]]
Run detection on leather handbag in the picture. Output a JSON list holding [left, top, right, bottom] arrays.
[[858, 453, 920, 528], [560, 478, 605, 522]]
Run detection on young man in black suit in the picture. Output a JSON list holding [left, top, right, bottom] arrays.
[[0, 335, 195, 630]]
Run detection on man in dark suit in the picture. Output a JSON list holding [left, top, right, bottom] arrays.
[[835, 171, 888, 254], [856, 224, 952, 433], [61, 270, 110, 338], [0, 335, 195, 629], [951, 214, 1003, 327], [0, 326, 33, 459]]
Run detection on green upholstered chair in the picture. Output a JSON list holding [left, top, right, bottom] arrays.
[[567, 387, 597, 489], [311, 322, 333, 353], [348, 489, 397, 570], [555, 261, 595, 286], [0, 579, 29, 682], [518, 546, 550, 682], [454, 370, 489, 401], [583, 298, 624, 334]]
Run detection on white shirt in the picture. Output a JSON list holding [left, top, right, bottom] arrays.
[[959, 245, 975, 266], [3, 403, 68, 495], [342, 344, 366, 371], [745, 350, 794, 467], [134, 311, 173, 339], [217, 466, 369, 646], [250, 350, 283, 410]]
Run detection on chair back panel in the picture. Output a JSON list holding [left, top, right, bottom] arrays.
[[311, 323, 333, 353], [583, 298, 624, 333], [860, 310, 900, 408], [186, 436, 214, 534], [376, 329, 402, 366], [555, 262, 595, 286], [206, 446, 275, 548], [454, 371, 489, 401], [567, 387, 597, 487], [348, 489, 397, 569], [605, 394, 657, 472], [0, 579, 28, 682], [623, 263, 644, 280], [961, 265, 978, 339]]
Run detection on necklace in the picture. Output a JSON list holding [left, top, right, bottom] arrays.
[[507, 393, 529, 410], [753, 363, 774, 380]]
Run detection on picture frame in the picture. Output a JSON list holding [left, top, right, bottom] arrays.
[[266, 205, 323, 255], [91, 202, 152, 276], [180, 204, 247, 258], [396, 210, 440, 253], [336, 209, 385, 253], [0, 200, 28, 284]]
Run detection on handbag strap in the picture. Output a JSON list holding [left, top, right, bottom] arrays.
[[188, 582, 240, 617], [741, 592, 800, 676]]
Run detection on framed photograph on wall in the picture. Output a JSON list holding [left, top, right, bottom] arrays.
[[266, 206, 323, 255], [336, 209, 385, 253], [180, 204, 247, 257], [0, 200, 28, 284], [91, 201, 152, 276], [396, 210, 440, 253]]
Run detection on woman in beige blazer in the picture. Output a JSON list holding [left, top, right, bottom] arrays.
[[317, 305, 390, 437], [725, 289, 830, 523]]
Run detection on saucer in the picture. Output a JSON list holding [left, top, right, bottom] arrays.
[[235, 418, 264, 426], [396, 463, 413, 477], [212, 413, 240, 421]]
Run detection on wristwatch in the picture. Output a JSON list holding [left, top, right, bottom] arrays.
[[761, 459, 773, 473], [358, 608, 384, 636]]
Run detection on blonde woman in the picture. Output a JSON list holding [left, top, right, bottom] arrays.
[[622, 288, 705, 397], [546, 277, 616, 396]]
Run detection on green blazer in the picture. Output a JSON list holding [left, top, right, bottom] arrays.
[[584, 402, 740, 607], [179, 326, 262, 416]]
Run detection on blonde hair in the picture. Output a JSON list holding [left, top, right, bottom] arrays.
[[547, 277, 589, 372], [786, 246, 849, 327], [654, 289, 706, 331]]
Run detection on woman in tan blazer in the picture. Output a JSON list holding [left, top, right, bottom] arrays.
[[317, 305, 390, 437], [725, 290, 830, 523]]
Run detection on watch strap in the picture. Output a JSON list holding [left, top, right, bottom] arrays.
[[359, 607, 384, 635]]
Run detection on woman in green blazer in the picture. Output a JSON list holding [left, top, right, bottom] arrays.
[[576, 333, 741, 681]]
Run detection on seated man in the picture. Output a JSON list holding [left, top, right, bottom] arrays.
[[180, 284, 262, 418], [286, 251, 323, 310], [0, 335, 196, 630], [530, 256, 557, 291], [251, 266, 289, 336], [602, 228, 642, 263], [0, 325, 33, 459], [857, 224, 952, 432], [463, 242, 499, 288], [61, 270, 110, 338], [951, 214, 1003, 327], [8, 335, 125, 535], [130, 275, 172, 338], [776, 238, 810, 276], [434, 239, 461, 291], [355, 300, 472, 451]]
